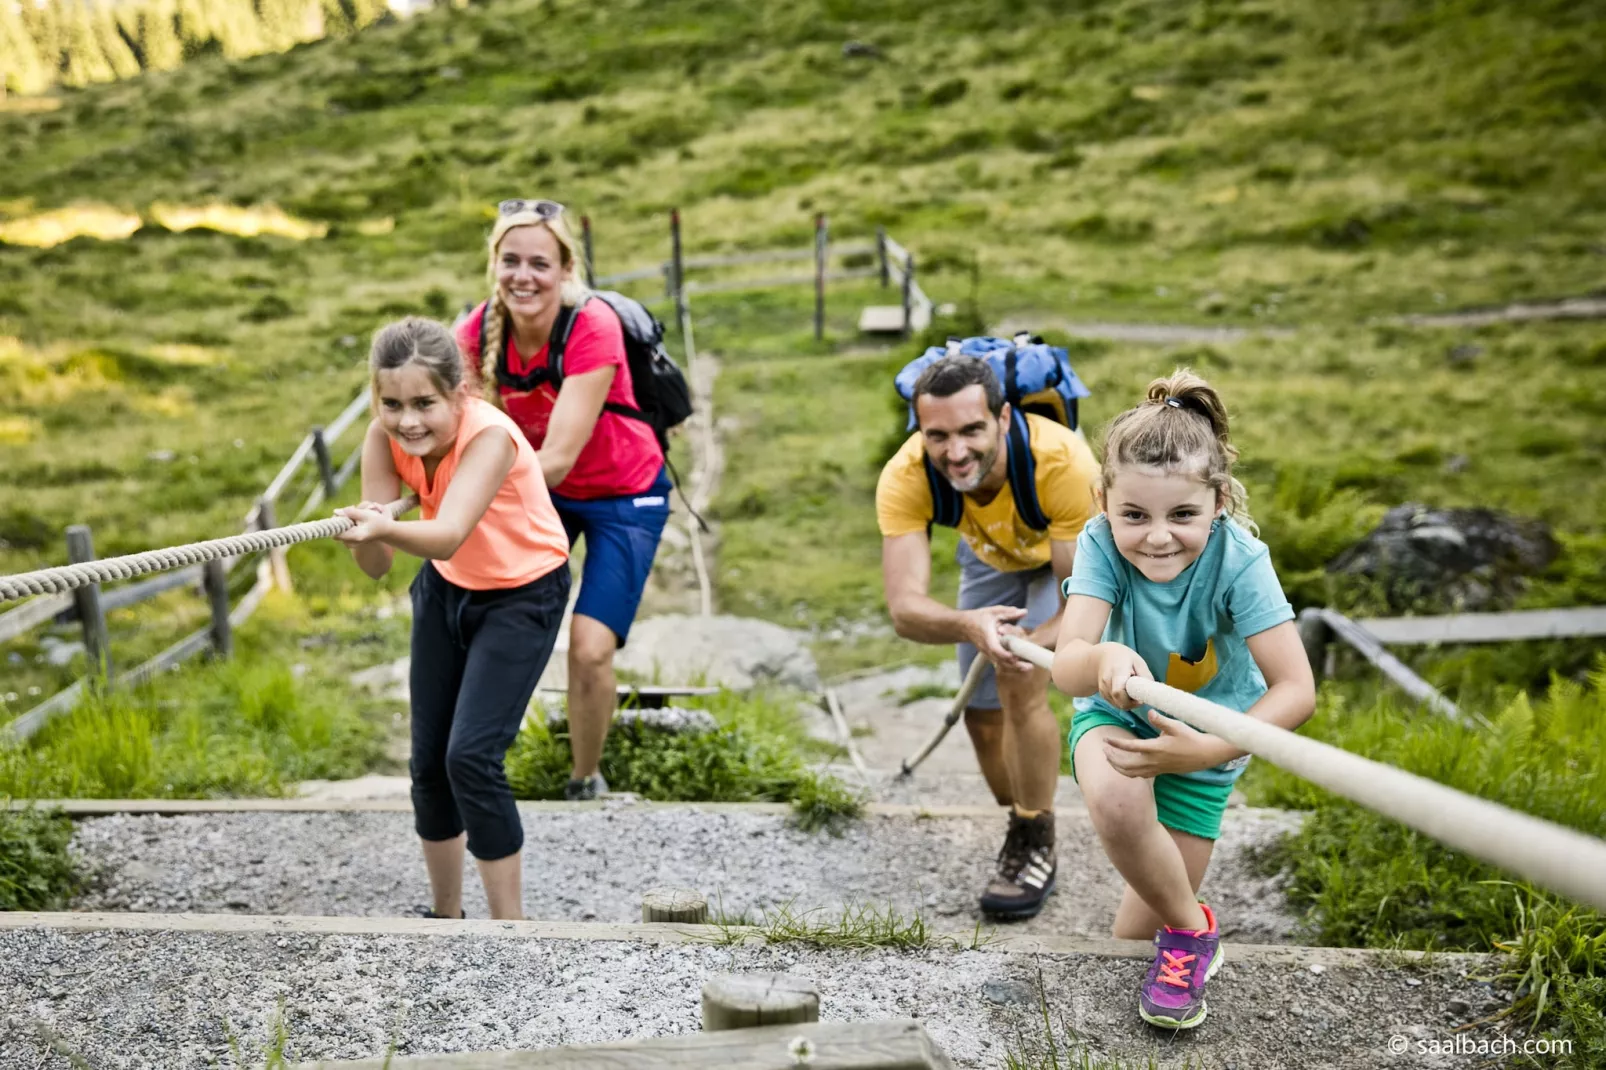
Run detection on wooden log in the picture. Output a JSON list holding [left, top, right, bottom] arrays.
[[0, 591, 74, 645], [901, 253, 915, 337], [581, 214, 596, 284], [702, 973, 820, 1031], [293, 1019, 955, 1069], [641, 887, 708, 924], [203, 559, 232, 660], [1316, 609, 1476, 726], [670, 208, 687, 325], [66, 526, 111, 686], [877, 225, 889, 288], [1356, 606, 1606, 646]]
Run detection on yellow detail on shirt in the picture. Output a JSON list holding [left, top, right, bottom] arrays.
[[1165, 640, 1219, 693], [874, 414, 1100, 572]]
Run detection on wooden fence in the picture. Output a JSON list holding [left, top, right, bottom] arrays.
[[583, 211, 933, 339], [0, 388, 371, 744], [1296, 604, 1606, 728]]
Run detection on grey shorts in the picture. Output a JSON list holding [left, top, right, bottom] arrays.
[[955, 539, 1060, 710]]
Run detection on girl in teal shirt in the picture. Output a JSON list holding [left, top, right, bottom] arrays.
[[1051, 369, 1315, 1031]]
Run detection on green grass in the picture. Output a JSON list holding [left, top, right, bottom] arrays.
[[0, 803, 78, 910], [1239, 661, 1606, 1062], [709, 897, 989, 952]]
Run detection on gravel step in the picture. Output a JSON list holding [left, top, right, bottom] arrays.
[[0, 915, 1506, 1070], [65, 803, 1303, 944]]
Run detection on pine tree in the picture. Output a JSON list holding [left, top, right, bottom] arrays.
[[0, 1, 52, 95], [61, 0, 117, 85]]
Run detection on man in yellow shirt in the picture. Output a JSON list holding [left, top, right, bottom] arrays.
[[877, 355, 1099, 918]]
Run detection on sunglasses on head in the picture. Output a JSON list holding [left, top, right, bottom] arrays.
[[497, 198, 565, 219]]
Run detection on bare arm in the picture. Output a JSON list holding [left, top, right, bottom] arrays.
[[536, 365, 615, 487], [345, 420, 401, 580], [1050, 594, 1121, 697], [338, 428, 516, 562], [1020, 537, 1076, 650], [882, 532, 1030, 670]]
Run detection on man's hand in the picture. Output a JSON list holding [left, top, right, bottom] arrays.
[[336, 502, 392, 546], [1104, 710, 1221, 778], [1095, 643, 1152, 710], [964, 605, 1033, 673]]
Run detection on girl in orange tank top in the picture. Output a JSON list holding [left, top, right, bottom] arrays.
[[337, 317, 570, 922]]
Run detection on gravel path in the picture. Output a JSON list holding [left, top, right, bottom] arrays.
[[0, 925, 1508, 1070], [67, 805, 1303, 944]]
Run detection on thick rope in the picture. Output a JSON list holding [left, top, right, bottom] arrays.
[[0, 498, 415, 605], [1002, 635, 1606, 912]]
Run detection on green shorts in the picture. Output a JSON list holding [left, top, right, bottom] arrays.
[[1067, 710, 1235, 841]]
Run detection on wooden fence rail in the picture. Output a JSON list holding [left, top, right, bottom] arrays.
[[1, 386, 371, 745]]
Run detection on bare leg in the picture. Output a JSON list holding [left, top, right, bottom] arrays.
[[997, 665, 1060, 813], [420, 833, 466, 918], [1075, 725, 1209, 935], [1113, 829, 1215, 938], [475, 850, 525, 921], [566, 613, 618, 779], [963, 706, 1013, 806]]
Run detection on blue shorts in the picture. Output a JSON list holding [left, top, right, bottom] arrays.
[[550, 467, 671, 646]]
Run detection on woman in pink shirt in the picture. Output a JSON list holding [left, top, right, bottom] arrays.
[[456, 199, 669, 801], [339, 317, 570, 920]]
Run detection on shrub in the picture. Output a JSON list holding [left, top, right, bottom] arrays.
[[0, 805, 78, 911]]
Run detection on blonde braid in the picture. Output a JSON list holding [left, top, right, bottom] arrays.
[[479, 292, 509, 411]]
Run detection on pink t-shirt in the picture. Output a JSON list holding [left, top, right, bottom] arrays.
[[457, 298, 664, 500], [387, 399, 569, 591]]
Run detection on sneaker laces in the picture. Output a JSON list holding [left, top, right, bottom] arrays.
[[1155, 946, 1197, 989], [995, 819, 1030, 879]]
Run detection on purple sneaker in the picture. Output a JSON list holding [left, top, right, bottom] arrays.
[[1139, 903, 1223, 1029]]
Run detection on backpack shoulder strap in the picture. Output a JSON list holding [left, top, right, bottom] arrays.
[[921, 455, 965, 529], [1006, 409, 1051, 532], [546, 297, 588, 386]]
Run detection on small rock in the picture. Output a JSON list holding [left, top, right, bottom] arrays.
[[841, 41, 883, 59], [1309, 963, 1325, 975], [981, 979, 1036, 1006], [1447, 998, 1470, 1017], [1406, 977, 1422, 987]]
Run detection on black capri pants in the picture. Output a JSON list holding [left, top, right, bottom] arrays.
[[408, 560, 570, 860]]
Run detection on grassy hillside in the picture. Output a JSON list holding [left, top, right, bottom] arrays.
[[1, 0, 1603, 690]]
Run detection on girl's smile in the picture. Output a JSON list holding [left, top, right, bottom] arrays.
[[376, 364, 461, 462]]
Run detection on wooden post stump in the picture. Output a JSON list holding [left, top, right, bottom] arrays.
[[641, 887, 708, 924], [66, 525, 111, 686], [702, 973, 819, 1031]]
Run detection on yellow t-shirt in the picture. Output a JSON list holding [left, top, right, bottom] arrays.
[[875, 414, 1100, 572]]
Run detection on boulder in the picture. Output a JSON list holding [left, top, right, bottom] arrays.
[[615, 614, 820, 691], [1327, 503, 1559, 611]]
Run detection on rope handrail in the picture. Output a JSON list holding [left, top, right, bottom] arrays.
[[0, 498, 416, 605], [1001, 635, 1606, 912]]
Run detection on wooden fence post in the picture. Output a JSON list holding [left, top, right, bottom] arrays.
[[257, 497, 293, 593], [202, 559, 232, 660], [581, 214, 596, 285], [702, 973, 820, 1031], [814, 212, 828, 341], [670, 208, 687, 327], [902, 252, 916, 337], [876, 225, 889, 288], [311, 426, 337, 499], [65, 526, 112, 688]]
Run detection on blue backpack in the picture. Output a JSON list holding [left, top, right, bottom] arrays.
[[894, 334, 1091, 532]]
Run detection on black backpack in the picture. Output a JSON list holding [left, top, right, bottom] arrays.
[[478, 291, 692, 453]]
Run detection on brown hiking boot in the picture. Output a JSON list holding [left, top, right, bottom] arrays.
[[979, 810, 1056, 919]]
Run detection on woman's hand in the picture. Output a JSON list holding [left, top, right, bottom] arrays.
[[1095, 643, 1152, 709], [336, 503, 392, 546], [1104, 710, 1222, 778]]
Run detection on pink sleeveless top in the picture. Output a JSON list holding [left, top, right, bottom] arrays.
[[388, 398, 568, 590]]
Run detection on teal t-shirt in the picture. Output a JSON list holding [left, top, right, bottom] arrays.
[[1062, 514, 1294, 785]]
